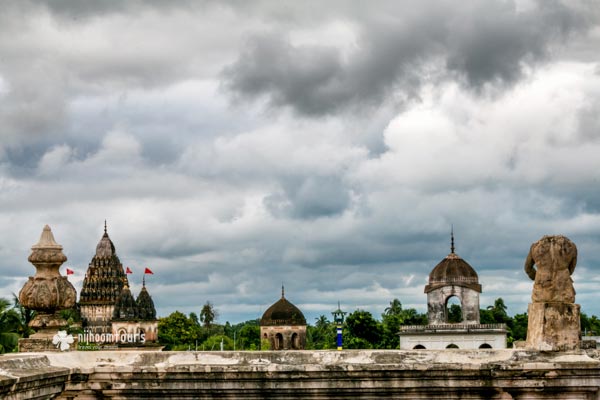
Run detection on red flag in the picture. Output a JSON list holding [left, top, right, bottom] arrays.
[[66, 268, 74, 275], [126, 267, 132, 274], [144, 267, 154, 274]]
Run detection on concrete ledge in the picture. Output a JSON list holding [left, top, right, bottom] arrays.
[[4, 350, 600, 399], [0, 354, 70, 400]]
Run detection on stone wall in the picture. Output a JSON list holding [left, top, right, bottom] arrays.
[[4, 350, 600, 399]]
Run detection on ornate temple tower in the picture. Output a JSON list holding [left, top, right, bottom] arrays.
[[260, 287, 307, 350], [79, 223, 128, 335]]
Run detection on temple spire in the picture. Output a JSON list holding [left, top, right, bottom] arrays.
[[281, 284, 285, 298], [104, 220, 107, 234], [451, 225, 455, 254]]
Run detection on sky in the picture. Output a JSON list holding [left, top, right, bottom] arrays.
[[1, 0, 600, 324]]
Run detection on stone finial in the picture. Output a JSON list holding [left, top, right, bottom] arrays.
[[32, 225, 63, 250], [19, 225, 77, 345]]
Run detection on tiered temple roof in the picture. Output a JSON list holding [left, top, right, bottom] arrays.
[[112, 284, 138, 320], [79, 223, 128, 305], [136, 286, 157, 320], [113, 284, 157, 321]]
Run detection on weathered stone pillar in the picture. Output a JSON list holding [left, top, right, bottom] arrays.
[[524, 235, 580, 351], [18, 225, 77, 352]]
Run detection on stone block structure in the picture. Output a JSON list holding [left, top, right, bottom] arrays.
[[525, 235, 581, 351], [260, 287, 306, 350]]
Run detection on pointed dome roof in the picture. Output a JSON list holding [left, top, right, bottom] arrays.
[[112, 283, 138, 320], [260, 287, 306, 326], [136, 286, 157, 320], [424, 233, 481, 293], [96, 221, 116, 259]]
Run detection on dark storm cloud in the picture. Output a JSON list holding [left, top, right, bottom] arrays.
[[222, 0, 596, 115], [16, 0, 198, 20]]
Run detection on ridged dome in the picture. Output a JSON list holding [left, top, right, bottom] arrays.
[[95, 224, 116, 259], [136, 286, 157, 320], [112, 284, 138, 320], [425, 252, 481, 293], [260, 290, 306, 326]]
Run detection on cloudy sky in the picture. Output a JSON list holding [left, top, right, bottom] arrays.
[[1, 0, 600, 324]]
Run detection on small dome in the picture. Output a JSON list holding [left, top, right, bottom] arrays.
[[260, 290, 306, 326], [112, 284, 138, 320], [136, 286, 157, 320], [425, 252, 481, 293], [96, 222, 116, 259]]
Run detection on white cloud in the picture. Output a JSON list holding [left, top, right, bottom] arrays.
[[38, 144, 74, 175]]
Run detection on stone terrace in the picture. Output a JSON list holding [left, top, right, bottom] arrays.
[[3, 349, 600, 399]]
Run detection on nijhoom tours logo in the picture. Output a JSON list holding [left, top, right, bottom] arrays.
[[78, 329, 146, 349]]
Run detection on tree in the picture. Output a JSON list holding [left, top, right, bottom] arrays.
[[381, 299, 403, 348], [12, 294, 34, 338], [158, 311, 203, 350], [381, 299, 429, 349], [238, 324, 260, 350], [0, 298, 21, 353], [510, 313, 528, 345], [306, 315, 335, 350], [189, 312, 200, 327], [447, 304, 462, 323], [384, 299, 403, 317], [201, 335, 234, 351], [345, 310, 382, 348], [490, 298, 510, 324], [200, 301, 218, 328]]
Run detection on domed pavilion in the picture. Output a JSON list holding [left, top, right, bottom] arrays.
[[424, 234, 482, 325], [399, 230, 507, 350], [260, 287, 306, 350]]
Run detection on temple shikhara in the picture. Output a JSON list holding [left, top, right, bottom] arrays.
[[79, 223, 158, 344]]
